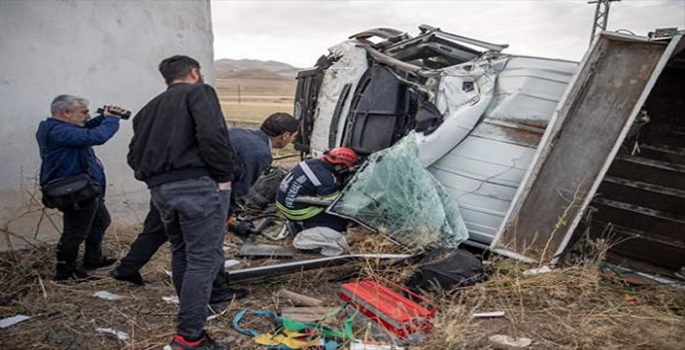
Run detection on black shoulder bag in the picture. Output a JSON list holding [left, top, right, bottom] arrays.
[[39, 125, 102, 210]]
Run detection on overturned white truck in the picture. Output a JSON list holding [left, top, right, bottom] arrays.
[[292, 25, 685, 278]]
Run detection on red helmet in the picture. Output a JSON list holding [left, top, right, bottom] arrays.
[[323, 147, 357, 168]]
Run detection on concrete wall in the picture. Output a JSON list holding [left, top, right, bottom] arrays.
[[0, 0, 215, 250]]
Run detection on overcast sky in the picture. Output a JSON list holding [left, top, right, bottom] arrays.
[[211, 0, 685, 68]]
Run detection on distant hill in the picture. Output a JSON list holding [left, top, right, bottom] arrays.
[[214, 59, 301, 79]]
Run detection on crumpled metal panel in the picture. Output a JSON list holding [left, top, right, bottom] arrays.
[[309, 41, 369, 155]]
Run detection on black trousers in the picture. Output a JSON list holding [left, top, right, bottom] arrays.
[[58, 197, 111, 268], [116, 200, 232, 303]]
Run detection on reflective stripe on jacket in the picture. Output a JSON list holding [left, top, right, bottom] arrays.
[[275, 159, 341, 221]]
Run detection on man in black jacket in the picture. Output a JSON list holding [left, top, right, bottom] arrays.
[[128, 55, 234, 350], [111, 113, 299, 292]]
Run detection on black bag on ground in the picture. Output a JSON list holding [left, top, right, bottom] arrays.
[[241, 166, 287, 210], [406, 248, 484, 292], [41, 173, 102, 210]]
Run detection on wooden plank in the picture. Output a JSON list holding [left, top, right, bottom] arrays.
[[281, 307, 341, 323], [491, 34, 672, 263]]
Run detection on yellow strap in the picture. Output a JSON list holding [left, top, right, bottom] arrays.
[[253, 333, 322, 349]]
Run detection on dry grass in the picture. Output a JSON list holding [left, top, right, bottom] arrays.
[[416, 258, 685, 350], [217, 77, 296, 123], [2, 82, 684, 348], [1, 226, 684, 349]]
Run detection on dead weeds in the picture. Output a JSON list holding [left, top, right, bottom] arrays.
[[1, 226, 684, 349]]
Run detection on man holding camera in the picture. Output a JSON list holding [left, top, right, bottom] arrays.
[[128, 55, 236, 350], [36, 95, 124, 281]]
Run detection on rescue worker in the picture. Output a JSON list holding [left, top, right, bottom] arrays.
[[276, 147, 357, 233]]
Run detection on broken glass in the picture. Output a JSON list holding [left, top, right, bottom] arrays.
[[329, 132, 469, 250]]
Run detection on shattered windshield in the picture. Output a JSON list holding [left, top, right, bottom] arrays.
[[329, 132, 469, 250]]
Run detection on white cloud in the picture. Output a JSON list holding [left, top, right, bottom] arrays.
[[211, 0, 685, 67]]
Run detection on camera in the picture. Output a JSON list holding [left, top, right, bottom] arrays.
[[97, 105, 131, 120]]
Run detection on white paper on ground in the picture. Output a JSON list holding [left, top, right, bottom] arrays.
[[95, 327, 130, 341], [522, 266, 553, 276], [350, 341, 405, 350], [0, 315, 30, 328], [164, 270, 172, 277], [93, 291, 124, 301], [473, 311, 506, 318], [162, 296, 179, 304], [224, 259, 240, 269], [489, 335, 532, 348]]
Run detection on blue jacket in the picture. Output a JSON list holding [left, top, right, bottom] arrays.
[[36, 115, 120, 193], [228, 128, 272, 201]]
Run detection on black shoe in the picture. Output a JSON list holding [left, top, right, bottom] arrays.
[[209, 287, 248, 304], [163, 332, 227, 350], [110, 268, 145, 286], [54, 265, 98, 282], [83, 256, 117, 271]]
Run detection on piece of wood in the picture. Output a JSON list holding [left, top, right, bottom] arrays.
[[281, 307, 340, 322], [277, 289, 323, 307]]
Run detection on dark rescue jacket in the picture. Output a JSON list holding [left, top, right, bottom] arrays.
[[275, 159, 342, 221]]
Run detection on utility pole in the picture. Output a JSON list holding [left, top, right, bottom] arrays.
[[588, 0, 620, 45]]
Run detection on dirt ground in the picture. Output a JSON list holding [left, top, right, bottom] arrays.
[[1, 223, 684, 350]]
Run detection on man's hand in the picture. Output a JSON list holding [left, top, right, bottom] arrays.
[[218, 182, 231, 191]]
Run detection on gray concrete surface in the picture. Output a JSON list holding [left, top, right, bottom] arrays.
[[0, 0, 215, 250]]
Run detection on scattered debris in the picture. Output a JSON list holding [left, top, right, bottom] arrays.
[[93, 291, 124, 301], [350, 341, 406, 350], [488, 335, 532, 348], [207, 304, 228, 321], [0, 315, 30, 329], [623, 294, 639, 306], [236, 242, 294, 258], [232, 309, 347, 349], [95, 327, 129, 341], [280, 307, 341, 323], [292, 226, 350, 256], [472, 311, 505, 318], [224, 259, 241, 269], [277, 289, 324, 307], [522, 266, 553, 276], [162, 295, 179, 304]]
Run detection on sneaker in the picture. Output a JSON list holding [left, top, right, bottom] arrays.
[[163, 332, 227, 350], [83, 256, 118, 271], [110, 268, 145, 286]]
